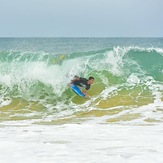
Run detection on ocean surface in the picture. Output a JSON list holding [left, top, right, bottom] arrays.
[[0, 37, 163, 163]]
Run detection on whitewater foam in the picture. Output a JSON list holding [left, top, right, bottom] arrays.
[[1, 124, 163, 163]]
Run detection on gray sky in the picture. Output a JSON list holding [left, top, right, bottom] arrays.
[[0, 0, 163, 37]]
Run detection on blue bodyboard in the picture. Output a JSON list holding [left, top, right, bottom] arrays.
[[70, 84, 85, 97]]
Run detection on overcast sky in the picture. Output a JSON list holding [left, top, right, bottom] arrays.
[[0, 0, 163, 37]]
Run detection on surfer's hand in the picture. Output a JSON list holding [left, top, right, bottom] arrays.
[[84, 94, 89, 98], [68, 83, 72, 86]]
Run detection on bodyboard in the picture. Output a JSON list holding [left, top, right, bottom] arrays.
[[70, 84, 85, 97]]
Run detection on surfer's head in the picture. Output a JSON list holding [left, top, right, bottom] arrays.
[[88, 76, 94, 84]]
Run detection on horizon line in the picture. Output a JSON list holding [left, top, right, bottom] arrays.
[[0, 36, 163, 39]]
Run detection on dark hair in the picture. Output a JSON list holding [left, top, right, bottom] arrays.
[[89, 76, 94, 80]]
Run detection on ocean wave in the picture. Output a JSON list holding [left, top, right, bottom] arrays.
[[0, 46, 163, 124]]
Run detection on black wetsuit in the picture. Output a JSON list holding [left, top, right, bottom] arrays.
[[73, 78, 90, 90]]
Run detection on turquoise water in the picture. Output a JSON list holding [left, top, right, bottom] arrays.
[[0, 38, 163, 124]]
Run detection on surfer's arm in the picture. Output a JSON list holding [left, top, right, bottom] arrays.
[[68, 76, 80, 85], [82, 89, 88, 98]]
